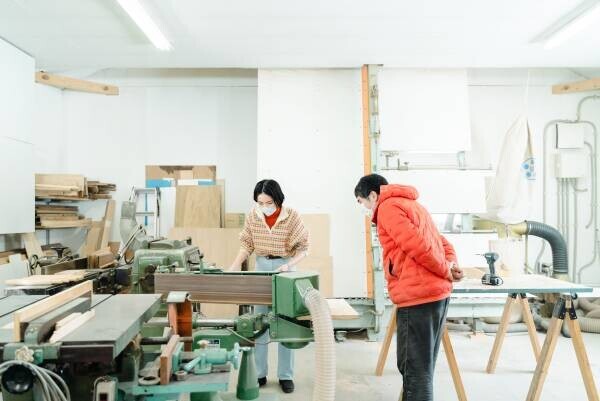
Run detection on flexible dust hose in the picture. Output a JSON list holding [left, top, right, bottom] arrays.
[[514, 221, 568, 279], [303, 288, 336, 401]]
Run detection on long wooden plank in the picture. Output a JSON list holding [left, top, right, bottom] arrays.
[[552, 77, 600, 94], [6, 273, 86, 286], [361, 65, 375, 299], [13, 280, 93, 341], [35, 71, 119, 95], [99, 200, 115, 248], [38, 218, 92, 228], [566, 314, 600, 401], [160, 335, 180, 385]]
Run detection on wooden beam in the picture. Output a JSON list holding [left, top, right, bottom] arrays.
[[35, 71, 119, 96], [361, 65, 375, 298], [553, 77, 600, 94], [13, 280, 93, 341]]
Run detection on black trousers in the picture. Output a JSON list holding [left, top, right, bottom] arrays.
[[396, 298, 450, 401]]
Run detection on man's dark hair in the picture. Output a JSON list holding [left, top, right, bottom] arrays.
[[354, 174, 389, 198], [254, 179, 285, 207]]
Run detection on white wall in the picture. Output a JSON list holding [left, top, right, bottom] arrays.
[[0, 39, 35, 237], [257, 69, 367, 297], [380, 69, 600, 286], [58, 69, 258, 246]]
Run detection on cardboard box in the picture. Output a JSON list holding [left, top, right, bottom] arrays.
[[224, 213, 246, 228], [146, 165, 217, 181]]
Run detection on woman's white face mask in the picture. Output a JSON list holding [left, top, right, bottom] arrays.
[[261, 206, 277, 216]]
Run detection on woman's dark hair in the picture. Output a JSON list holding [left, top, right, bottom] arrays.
[[354, 174, 388, 198], [254, 179, 285, 207]]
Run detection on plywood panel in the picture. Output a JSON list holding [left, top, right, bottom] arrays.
[[297, 256, 333, 297], [175, 186, 221, 228], [301, 214, 330, 258], [169, 227, 243, 269]]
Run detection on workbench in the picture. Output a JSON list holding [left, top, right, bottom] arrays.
[[0, 293, 161, 363], [375, 274, 598, 401]]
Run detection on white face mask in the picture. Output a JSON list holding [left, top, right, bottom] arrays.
[[261, 206, 277, 216]]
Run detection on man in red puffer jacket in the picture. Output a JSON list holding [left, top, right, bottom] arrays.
[[355, 174, 463, 401]]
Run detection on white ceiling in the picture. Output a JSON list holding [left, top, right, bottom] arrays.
[[2, 0, 600, 70]]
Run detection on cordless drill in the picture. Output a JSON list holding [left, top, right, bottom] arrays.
[[481, 252, 503, 286]]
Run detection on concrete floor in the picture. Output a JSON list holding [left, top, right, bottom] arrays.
[[241, 330, 600, 401]]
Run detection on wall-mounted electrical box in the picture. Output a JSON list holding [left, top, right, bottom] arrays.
[[556, 123, 585, 149], [555, 150, 586, 178]]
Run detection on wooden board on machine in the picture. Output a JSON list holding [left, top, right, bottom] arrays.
[[174, 186, 221, 228]]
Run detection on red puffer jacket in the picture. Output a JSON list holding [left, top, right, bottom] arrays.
[[372, 185, 456, 307]]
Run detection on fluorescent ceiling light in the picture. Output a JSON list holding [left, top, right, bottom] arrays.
[[116, 0, 172, 51], [539, 0, 600, 49]]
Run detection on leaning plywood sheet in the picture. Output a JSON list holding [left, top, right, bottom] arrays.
[[169, 227, 243, 269], [300, 214, 331, 258], [99, 200, 115, 248], [296, 256, 333, 298], [175, 186, 221, 228]]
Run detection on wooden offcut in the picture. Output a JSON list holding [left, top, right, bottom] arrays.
[[155, 273, 273, 305], [38, 218, 92, 229], [552, 77, 600, 94], [175, 186, 221, 228], [48, 310, 95, 343], [35, 71, 119, 95], [88, 248, 115, 269], [160, 335, 180, 385], [83, 221, 104, 256], [13, 280, 93, 341]]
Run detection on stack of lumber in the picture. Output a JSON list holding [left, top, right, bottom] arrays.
[[87, 181, 116, 199], [35, 174, 87, 200], [35, 205, 91, 229]]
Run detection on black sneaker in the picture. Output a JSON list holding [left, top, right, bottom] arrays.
[[279, 379, 294, 393], [258, 377, 267, 387]]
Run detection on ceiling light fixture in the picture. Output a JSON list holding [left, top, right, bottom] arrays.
[[536, 0, 600, 50], [115, 0, 172, 51]]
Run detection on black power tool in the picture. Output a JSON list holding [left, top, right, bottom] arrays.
[[480, 252, 503, 286]]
